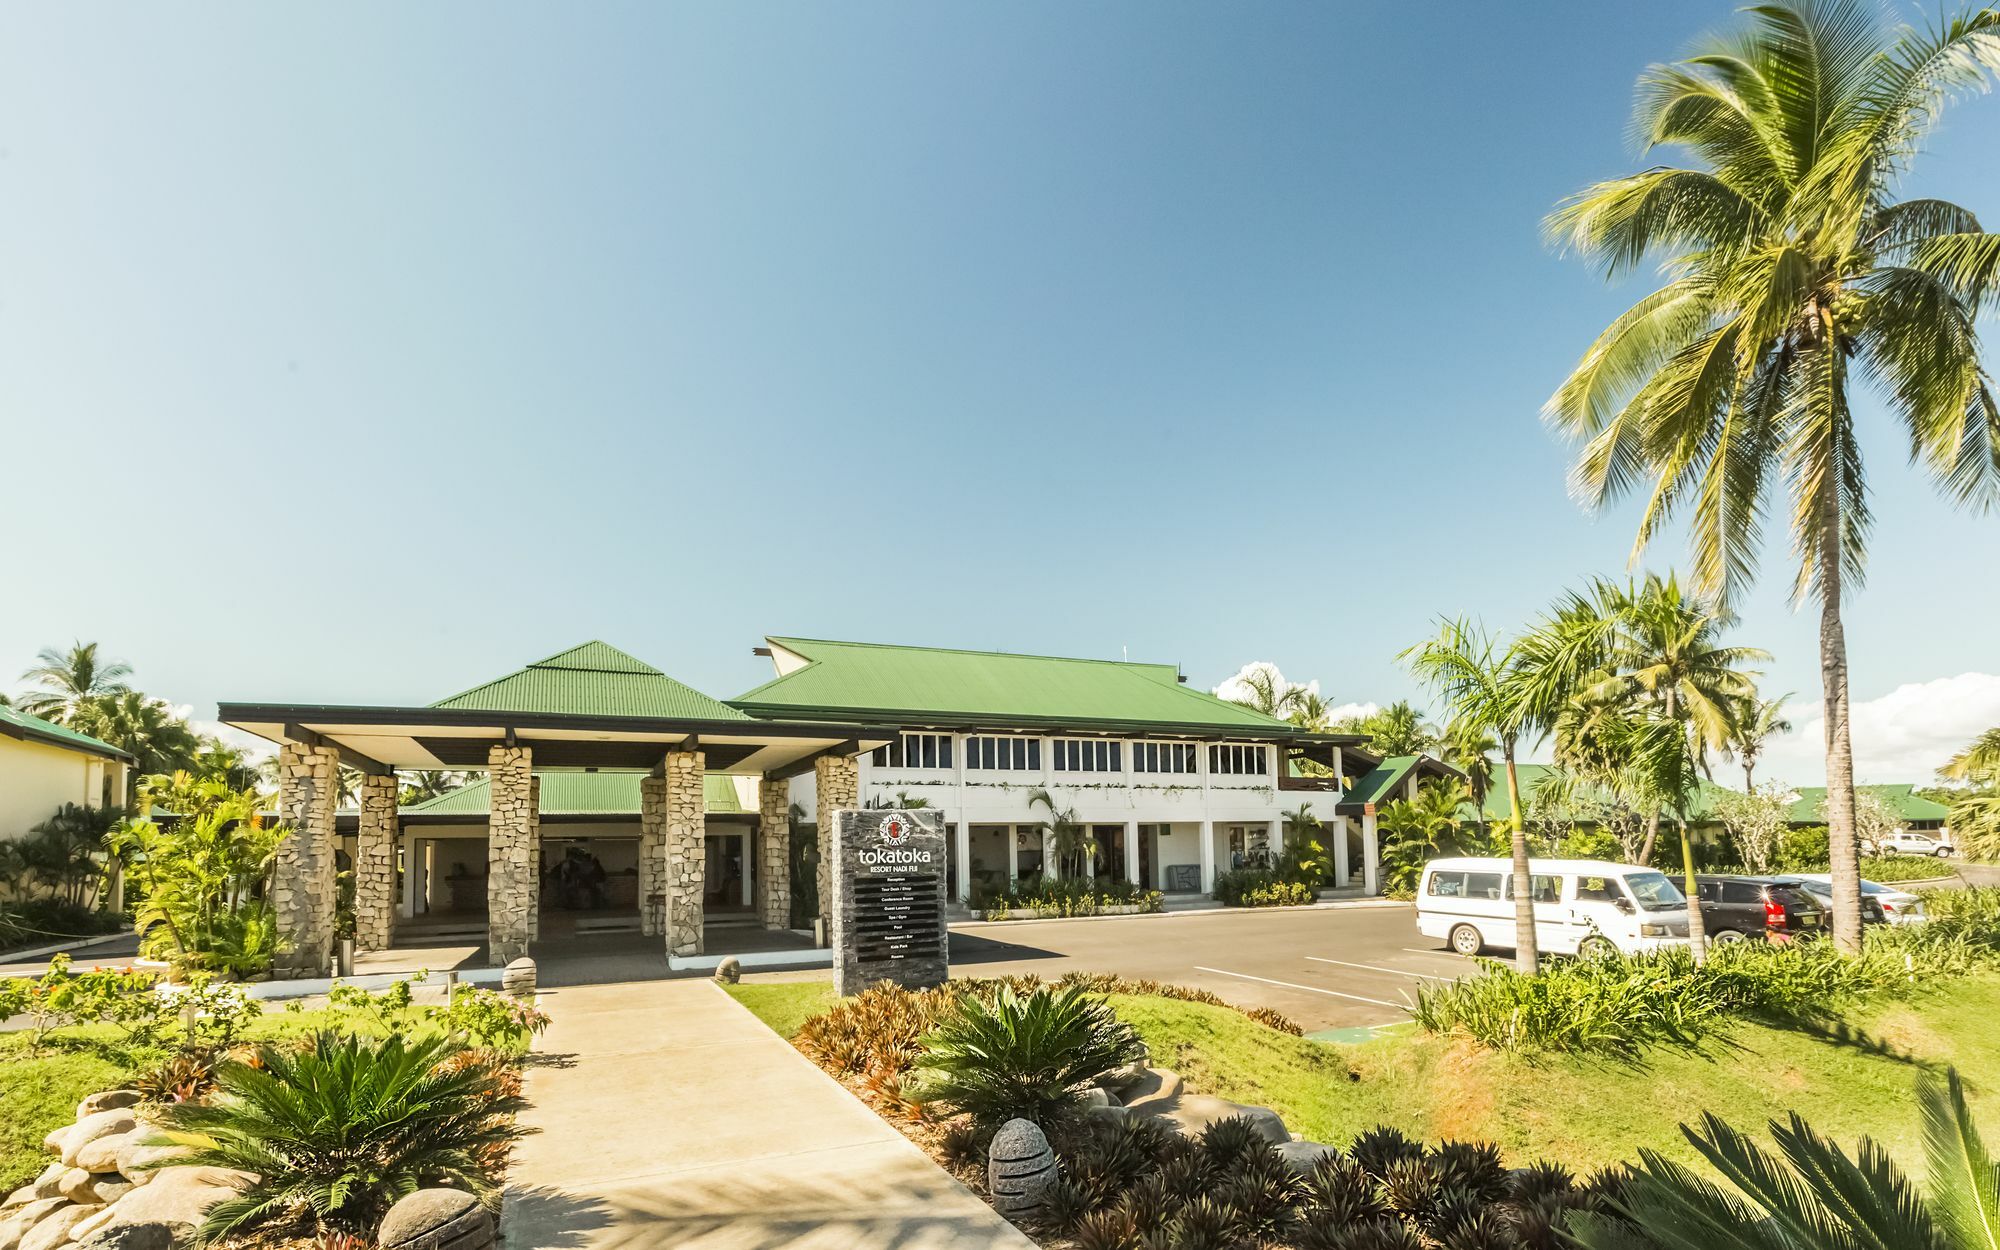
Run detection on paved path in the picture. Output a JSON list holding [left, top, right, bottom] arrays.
[[501, 978, 1034, 1250]]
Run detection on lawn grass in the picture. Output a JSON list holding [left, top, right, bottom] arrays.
[[726, 974, 2000, 1178]]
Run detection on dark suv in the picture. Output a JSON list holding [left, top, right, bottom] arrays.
[[1693, 875, 1826, 943]]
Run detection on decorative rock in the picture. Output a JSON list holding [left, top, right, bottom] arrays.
[[0, 1199, 69, 1250], [712, 957, 741, 985], [378, 1188, 494, 1250], [75, 1092, 142, 1120], [19, 1203, 103, 1250], [112, 1143, 191, 1183], [74, 1224, 177, 1250], [1084, 1103, 1133, 1126], [76, 1166, 254, 1246], [987, 1118, 1058, 1222], [60, 1112, 137, 1169], [32, 1164, 68, 1200], [1098, 1059, 1150, 1093], [501, 957, 537, 999], [58, 1168, 99, 1202], [1079, 1086, 1114, 1109], [75, 1130, 146, 1175], [1153, 1095, 1290, 1145], [1277, 1140, 1341, 1175], [0, 1190, 29, 1215]]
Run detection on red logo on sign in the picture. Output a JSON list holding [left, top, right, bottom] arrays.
[[882, 815, 909, 845]]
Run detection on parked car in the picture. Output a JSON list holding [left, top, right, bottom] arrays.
[[1786, 872, 1924, 925], [1693, 875, 1825, 943], [1864, 830, 1956, 858], [1784, 877, 1889, 926], [1418, 857, 1690, 958]]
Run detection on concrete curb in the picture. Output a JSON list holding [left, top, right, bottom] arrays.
[[0, 932, 135, 964]]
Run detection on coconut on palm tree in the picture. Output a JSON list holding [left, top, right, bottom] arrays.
[[1544, 0, 2000, 952], [15, 642, 134, 722]]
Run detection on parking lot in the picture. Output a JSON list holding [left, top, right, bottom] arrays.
[[943, 902, 1471, 1036]]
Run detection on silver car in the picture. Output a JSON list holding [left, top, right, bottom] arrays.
[[1787, 873, 1926, 925]]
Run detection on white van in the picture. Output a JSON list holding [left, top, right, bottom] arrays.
[[1416, 856, 1692, 958]]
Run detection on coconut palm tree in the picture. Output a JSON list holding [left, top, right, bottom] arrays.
[[15, 642, 134, 722], [399, 771, 467, 805], [1402, 620, 1549, 972], [1942, 726, 2000, 783], [1441, 721, 1498, 834], [1544, 0, 2000, 955], [1357, 701, 1439, 757], [1724, 693, 1794, 791], [1286, 689, 1336, 733], [1220, 663, 1302, 719], [68, 693, 202, 777]]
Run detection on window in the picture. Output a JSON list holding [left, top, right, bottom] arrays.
[[1053, 738, 1122, 773], [1507, 873, 1562, 903], [1208, 743, 1269, 776], [869, 733, 954, 770], [964, 736, 1041, 771], [1722, 881, 1763, 905], [1576, 875, 1621, 903], [1428, 871, 1466, 898], [1428, 870, 1502, 900], [1132, 741, 1197, 774]]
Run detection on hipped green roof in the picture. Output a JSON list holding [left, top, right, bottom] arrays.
[[402, 772, 748, 817], [732, 637, 1294, 734], [432, 642, 752, 721], [1787, 784, 1950, 824], [0, 703, 133, 762]]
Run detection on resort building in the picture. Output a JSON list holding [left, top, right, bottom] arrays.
[[0, 703, 132, 845], [220, 637, 1414, 975]]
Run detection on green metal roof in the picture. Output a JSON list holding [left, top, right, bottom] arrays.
[[0, 703, 133, 762], [1342, 756, 1425, 808], [1461, 763, 1733, 824], [402, 771, 748, 817], [431, 642, 752, 721], [731, 637, 1295, 735], [1787, 784, 1951, 824]]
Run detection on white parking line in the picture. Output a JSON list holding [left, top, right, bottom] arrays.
[[1402, 947, 1470, 959], [1305, 956, 1447, 981], [1194, 966, 1407, 1009]]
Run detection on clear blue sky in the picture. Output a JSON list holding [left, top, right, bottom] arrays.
[[3, 3, 1996, 774]]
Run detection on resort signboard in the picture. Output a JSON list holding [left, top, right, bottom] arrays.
[[831, 808, 949, 995]]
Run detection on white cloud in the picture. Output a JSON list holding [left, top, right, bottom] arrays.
[[1755, 672, 2000, 788], [1326, 701, 1380, 724], [1212, 661, 1320, 707]]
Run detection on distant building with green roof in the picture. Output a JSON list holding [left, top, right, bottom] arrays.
[[0, 703, 133, 845]]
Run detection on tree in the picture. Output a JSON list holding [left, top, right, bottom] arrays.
[[399, 771, 467, 806], [1849, 789, 1902, 852], [4, 804, 118, 907], [1714, 782, 1793, 873], [1402, 620, 1546, 971], [1942, 726, 2000, 783], [1346, 700, 1439, 757], [1544, 0, 2000, 956], [1026, 788, 1093, 881], [15, 642, 134, 722], [1441, 721, 1497, 835], [112, 773, 285, 976], [1215, 662, 1305, 719], [67, 693, 203, 777], [1723, 694, 1794, 791]]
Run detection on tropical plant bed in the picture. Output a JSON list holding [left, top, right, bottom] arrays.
[[984, 904, 1155, 921]]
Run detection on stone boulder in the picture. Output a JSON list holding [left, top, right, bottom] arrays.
[[1152, 1095, 1290, 1145], [18, 1203, 103, 1250], [74, 1225, 177, 1250], [74, 1131, 146, 1176], [501, 957, 536, 999], [1097, 1059, 1150, 1093], [70, 1166, 254, 1247], [57, 1111, 137, 1169], [712, 957, 742, 985], [987, 1118, 1058, 1223], [378, 1189, 494, 1250], [1276, 1140, 1340, 1175], [112, 1143, 191, 1183], [31, 1164, 68, 1201], [0, 1199, 70, 1250], [75, 1092, 143, 1120]]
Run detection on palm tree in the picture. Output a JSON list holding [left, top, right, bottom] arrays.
[[68, 693, 203, 777], [1220, 663, 1302, 719], [1724, 693, 1794, 791], [1402, 619, 1547, 972], [1441, 721, 1498, 834], [1287, 689, 1335, 733], [1359, 701, 1439, 756], [1570, 1067, 1995, 1250], [1544, 0, 2000, 956], [1026, 788, 1092, 881], [15, 642, 134, 722], [399, 770, 466, 805], [1942, 726, 2000, 783]]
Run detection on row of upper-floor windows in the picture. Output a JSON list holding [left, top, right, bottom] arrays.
[[867, 733, 1269, 776]]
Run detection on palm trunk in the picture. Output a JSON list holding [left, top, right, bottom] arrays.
[[1743, 761, 1755, 793], [1639, 811, 1660, 866], [1679, 821, 1707, 966], [1502, 742, 1538, 974], [1819, 493, 1864, 954]]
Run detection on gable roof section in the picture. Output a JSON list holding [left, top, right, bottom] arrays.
[[1787, 783, 1951, 824], [432, 642, 752, 722], [402, 771, 747, 817], [0, 704, 133, 763], [732, 637, 1298, 735]]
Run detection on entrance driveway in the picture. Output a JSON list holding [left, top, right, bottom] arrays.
[[938, 903, 1470, 1034]]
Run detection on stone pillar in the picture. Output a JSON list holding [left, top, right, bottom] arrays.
[[664, 750, 706, 957], [486, 745, 535, 966], [1333, 815, 1352, 887], [813, 753, 858, 934], [273, 743, 340, 977], [1123, 820, 1141, 888], [1361, 810, 1381, 896], [526, 774, 542, 942], [757, 777, 791, 929], [1199, 819, 1217, 895], [354, 773, 399, 953], [639, 775, 668, 936]]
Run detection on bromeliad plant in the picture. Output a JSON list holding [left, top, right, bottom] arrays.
[[910, 983, 1146, 1129], [154, 1029, 526, 1243]]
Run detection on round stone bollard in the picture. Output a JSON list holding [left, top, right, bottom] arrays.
[[379, 1188, 493, 1250], [501, 957, 537, 1000], [988, 1118, 1058, 1223], [713, 956, 742, 984]]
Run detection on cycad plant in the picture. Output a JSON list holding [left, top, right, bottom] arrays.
[[154, 1030, 525, 1242], [1569, 1067, 1998, 1250], [911, 983, 1144, 1129], [1545, 0, 2000, 953]]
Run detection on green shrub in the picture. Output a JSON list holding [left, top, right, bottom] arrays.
[[0, 899, 124, 953], [0, 955, 258, 1054], [978, 878, 1163, 920], [910, 983, 1145, 1129], [1213, 870, 1314, 908], [155, 1029, 525, 1242], [1772, 824, 1830, 871], [1856, 853, 1955, 882]]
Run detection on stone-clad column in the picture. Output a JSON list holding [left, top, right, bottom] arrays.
[[757, 777, 791, 929], [487, 745, 535, 966], [639, 775, 668, 937], [354, 773, 399, 953], [526, 774, 542, 942], [664, 750, 706, 957], [813, 753, 858, 934], [273, 743, 340, 977]]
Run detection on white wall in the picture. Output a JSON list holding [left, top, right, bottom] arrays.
[[0, 738, 121, 842]]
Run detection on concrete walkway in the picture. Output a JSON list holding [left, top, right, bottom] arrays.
[[501, 978, 1035, 1250]]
